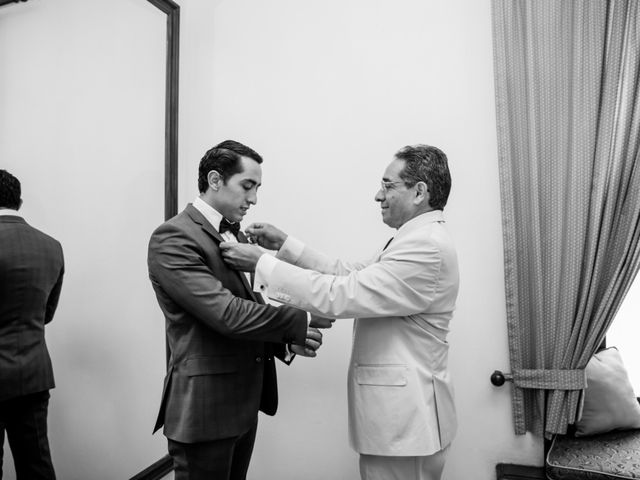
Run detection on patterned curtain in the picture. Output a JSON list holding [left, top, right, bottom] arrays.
[[491, 0, 640, 437]]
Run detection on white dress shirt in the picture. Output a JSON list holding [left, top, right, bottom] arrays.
[[254, 236, 305, 293], [0, 208, 21, 217], [192, 197, 251, 285], [193, 197, 237, 243]]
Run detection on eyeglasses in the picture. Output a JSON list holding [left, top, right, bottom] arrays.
[[379, 180, 405, 193]]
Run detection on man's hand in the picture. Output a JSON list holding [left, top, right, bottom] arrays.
[[245, 223, 288, 250], [291, 326, 322, 357], [309, 314, 335, 329], [219, 242, 263, 272]]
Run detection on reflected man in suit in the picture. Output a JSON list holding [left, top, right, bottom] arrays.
[[147, 140, 322, 480], [0, 170, 64, 480], [221, 144, 459, 480]]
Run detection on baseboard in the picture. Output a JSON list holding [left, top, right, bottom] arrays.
[[129, 455, 174, 480], [496, 463, 545, 480]]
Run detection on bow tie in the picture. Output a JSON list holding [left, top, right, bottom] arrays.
[[219, 218, 241, 237]]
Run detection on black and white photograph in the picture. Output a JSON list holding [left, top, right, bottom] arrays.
[[1, 1, 639, 479]]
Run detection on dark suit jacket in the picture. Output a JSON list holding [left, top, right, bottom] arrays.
[[0, 215, 64, 402], [147, 204, 307, 443]]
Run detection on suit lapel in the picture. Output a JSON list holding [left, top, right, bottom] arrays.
[[185, 205, 260, 303], [236, 231, 261, 303], [186, 205, 224, 244]]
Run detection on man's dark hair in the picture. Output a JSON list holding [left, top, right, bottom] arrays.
[[198, 140, 263, 193], [0, 169, 21, 210], [395, 144, 451, 210]]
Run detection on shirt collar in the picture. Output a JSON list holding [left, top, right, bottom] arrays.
[[0, 208, 21, 217], [397, 209, 445, 233], [193, 196, 224, 231]]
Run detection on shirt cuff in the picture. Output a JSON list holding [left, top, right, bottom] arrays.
[[284, 343, 295, 362], [276, 235, 305, 263], [285, 313, 311, 361], [254, 253, 279, 293]]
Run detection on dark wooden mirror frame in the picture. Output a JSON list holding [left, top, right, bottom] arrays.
[[0, 0, 179, 219], [147, 0, 180, 222], [1, 0, 179, 477]]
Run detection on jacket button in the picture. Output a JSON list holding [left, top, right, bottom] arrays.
[[255, 356, 263, 363]]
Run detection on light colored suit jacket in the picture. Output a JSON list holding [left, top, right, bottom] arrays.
[[258, 210, 459, 455]]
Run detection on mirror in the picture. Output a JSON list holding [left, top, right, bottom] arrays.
[[0, 0, 178, 477]]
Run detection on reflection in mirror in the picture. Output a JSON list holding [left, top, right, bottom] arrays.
[[0, 0, 178, 477]]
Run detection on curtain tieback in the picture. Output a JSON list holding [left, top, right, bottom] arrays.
[[491, 368, 586, 390]]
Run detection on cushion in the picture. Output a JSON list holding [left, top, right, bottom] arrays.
[[546, 429, 640, 480], [575, 347, 640, 437]]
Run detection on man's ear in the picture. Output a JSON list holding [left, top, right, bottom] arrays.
[[207, 170, 222, 191], [414, 181, 429, 205], [18, 199, 23, 210]]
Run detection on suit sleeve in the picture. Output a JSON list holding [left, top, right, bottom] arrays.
[[264, 233, 446, 319], [44, 244, 64, 325], [148, 223, 307, 345], [277, 235, 376, 275]]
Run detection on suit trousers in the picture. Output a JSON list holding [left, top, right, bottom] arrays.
[[0, 391, 56, 480], [359, 447, 449, 480], [168, 419, 258, 480]]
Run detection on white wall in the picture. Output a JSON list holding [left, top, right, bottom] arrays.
[[0, 0, 169, 478], [179, 1, 542, 479], [608, 277, 640, 394], [0, 1, 544, 479]]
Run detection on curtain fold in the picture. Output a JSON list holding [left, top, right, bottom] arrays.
[[492, 0, 640, 437]]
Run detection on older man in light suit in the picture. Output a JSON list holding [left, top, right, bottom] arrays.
[[221, 144, 460, 480]]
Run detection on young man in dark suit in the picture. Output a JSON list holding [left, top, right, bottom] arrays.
[[147, 140, 322, 480], [0, 169, 64, 480]]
